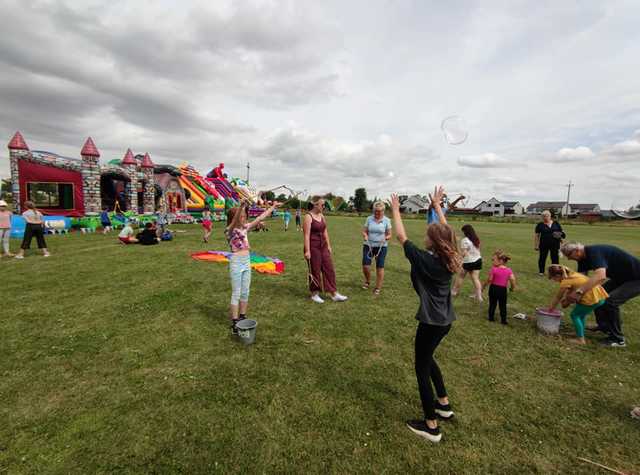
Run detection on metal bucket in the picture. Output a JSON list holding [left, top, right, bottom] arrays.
[[236, 319, 258, 345], [535, 307, 562, 335]]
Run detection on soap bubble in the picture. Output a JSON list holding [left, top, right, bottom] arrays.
[[611, 198, 640, 219], [441, 116, 468, 145]]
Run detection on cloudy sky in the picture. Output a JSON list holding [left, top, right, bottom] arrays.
[[1, 0, 639, 208]]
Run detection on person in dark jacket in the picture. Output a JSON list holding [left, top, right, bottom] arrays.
[[137, 222, 159, 245], [534, 210, 565, 274]]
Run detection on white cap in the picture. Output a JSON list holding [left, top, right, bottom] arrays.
[[0, 200, 7, 207]]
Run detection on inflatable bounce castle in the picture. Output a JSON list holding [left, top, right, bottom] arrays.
[[6, 132, 261, 220]]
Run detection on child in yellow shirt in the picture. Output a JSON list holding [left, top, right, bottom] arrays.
[[546, 265, 608, 344]]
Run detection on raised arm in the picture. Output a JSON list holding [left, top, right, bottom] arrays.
[[390, 194, 407, 245], [247, 202, 278, 230], [428, 186, 448, 225]]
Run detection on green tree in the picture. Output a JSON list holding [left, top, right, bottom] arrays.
[[351, 188, 368, 212], [264, 190, 276, 201], [275, 193, 287, 202], [1, 179, 12, 203]]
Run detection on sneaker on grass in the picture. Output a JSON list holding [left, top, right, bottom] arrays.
[[331, 293, 348, 302], [230, 320, 239, 335], [311, 294, 325, 304], [406, 420, 441, 443], [600, 338, 626, 348], [434, 402, 454, 420]]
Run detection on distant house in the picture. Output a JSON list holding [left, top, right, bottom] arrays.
[[401, 194, 428, 214], [502, 201, 524, 215], [526, 201, 567, 216], [569, 203, 600, 215], [473, 198, 523, 217], [526, 201, 600, 216], [475, 197, 504, 216]]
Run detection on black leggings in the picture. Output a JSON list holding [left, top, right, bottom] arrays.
[[21, 223, 47, 250], [488, 284, 508, 323], [415, 322, 451, 420], [538, 245, 559, 274]]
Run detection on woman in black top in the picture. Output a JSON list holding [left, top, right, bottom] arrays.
[[534, 210, 565, 274], [390, 187, 462, 443]]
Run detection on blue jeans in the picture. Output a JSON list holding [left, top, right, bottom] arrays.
[[230, 253, 251, 305]]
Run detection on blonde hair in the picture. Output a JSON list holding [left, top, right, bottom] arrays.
[[373, 201, 385, 211], [547, 264, 574, 280], [426, 223, 462, 273], [542, 210, 551, 218]]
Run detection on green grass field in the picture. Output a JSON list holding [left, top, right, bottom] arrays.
[[2, 217, 639, 474]]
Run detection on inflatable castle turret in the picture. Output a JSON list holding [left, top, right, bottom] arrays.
[[7, 131, 29, 213], [141, 152, 155, 214], [121, 148, 138, 212], [80, 137, 101, 214]]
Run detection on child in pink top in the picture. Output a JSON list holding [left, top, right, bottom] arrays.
[[483, 250, 517, 324], [0, 200, 13, 257]]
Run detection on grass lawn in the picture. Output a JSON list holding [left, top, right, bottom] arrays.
[[2, 217, 639, 474]]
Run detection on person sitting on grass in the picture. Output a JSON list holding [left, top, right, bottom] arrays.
[[225, 201, 279, 334], [546, 264, 608, 345], [390, 187, 461, 444], [137, 222, 159, 245], [482, 250, 516, 324], [118, 221, 138, 244]]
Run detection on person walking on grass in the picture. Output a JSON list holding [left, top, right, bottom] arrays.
[[225, 201, 279, 333], [100, 207, 112, 234], [545, 264, 608, 345], [15, 201, 50, 259], [201, 209, 213, 243], [362, 201, 392, 295], [561, 241, 640, 348], [303, 197, 348, 304], [452, 224, 483, 301], [534, 210, 565, 275], [283, 208, 292, 232], [390, 187, 461, 443], [295, 207, 302, 232], [0, 200, 14, 257], [482, 250, 516, 324]]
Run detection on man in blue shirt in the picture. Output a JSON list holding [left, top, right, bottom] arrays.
[[562, 242, 640, 347]]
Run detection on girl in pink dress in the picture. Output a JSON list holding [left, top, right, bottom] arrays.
[[482, 250, 517, 324]]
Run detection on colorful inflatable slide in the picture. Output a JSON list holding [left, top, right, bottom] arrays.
[[178, 164, 226, 218]]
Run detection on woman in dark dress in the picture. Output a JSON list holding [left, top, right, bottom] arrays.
[[534, 210, 565, 275]]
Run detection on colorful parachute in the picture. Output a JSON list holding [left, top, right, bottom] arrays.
[[190, 251, 285, 275]]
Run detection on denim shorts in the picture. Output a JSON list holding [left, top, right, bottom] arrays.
[[362, 244, 388, 268]]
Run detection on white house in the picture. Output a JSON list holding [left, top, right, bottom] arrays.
[[502, 201, 524, 215], [401, 194, 428, 214], [475, 198, 525, 217]]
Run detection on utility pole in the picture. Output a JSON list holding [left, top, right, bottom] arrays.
[[564, 180, 574, 217], [246, 162, 250, 183]]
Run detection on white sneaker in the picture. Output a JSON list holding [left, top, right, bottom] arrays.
[[331, 293, 348, 302], [311, 294, 325, 304], [14, 255, 24, 259]]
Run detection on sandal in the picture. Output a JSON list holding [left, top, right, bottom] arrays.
[[373, 288, 381, 295], [362, 282, 370, 290]]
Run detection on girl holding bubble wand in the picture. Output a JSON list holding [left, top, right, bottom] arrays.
[[390, 187, 461, 443]]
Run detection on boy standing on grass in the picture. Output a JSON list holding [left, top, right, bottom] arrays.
[[390, 187, 461, 443]]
